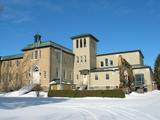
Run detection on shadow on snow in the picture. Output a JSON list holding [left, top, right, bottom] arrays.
[[0, 97, 68, 110]]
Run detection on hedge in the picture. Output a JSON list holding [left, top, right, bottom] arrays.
[[48, 89, 125, 98]]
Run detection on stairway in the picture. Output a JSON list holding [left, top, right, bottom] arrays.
[[18, 84, 37, 95]]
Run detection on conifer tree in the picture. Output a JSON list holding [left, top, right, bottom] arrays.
[[154, 54, 160, 87]]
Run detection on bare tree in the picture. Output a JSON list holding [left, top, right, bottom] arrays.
[[118, 55, 134, 93]]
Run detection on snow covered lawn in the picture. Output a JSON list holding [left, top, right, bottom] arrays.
[[0, 91, 160, 120]]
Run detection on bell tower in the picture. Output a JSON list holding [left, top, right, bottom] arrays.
[[71, 33, 99, 89]]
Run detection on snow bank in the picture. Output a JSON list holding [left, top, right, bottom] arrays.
[[0, 90, 160, 120]]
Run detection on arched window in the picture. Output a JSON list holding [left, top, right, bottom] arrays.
[[110, 60, 113, 66], [101, 61, 104, 67], [33, 66, 39, 72], [105, 59, 108, 66]]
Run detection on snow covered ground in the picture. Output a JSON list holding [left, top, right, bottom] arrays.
[[0, 90, 160, 120]]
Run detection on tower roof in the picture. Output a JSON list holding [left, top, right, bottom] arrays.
[[71, 33, 99, 42]]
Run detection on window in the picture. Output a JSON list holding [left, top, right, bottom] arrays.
[[69, 71, 72, 79], [135, 74, 144, 86], [84, 56, 87, 62], [105, 59, 108, 66], [63, 70, 66, 80], [77, 56, 79, 63], [16, 73, 19, 81], [33, 66, 39, 72], [35, 51, 38, 59], [31, 52, 34, 59], [95, 74, 98, 80], [56, 52, 60, 62], [110, 60, 113, 66], [16, 60, 19, 67], [84, 38, 86, 47], [3, 62, 5, 67], [9, 73, 12, 82], [56, 68, 58, 78], [77, 75, 79, 80], [80, 39, 82, 48], [9, 61, 12, 67], [44, 71, 47, 78], [76, 40, 79, 48], [39, 50, 41, 58], [106, 74, 109, 80], [101, 61, 104, 67], [81, 56, 83, 62]]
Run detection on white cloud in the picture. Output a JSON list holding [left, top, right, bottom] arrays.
[[0, 0, 65, 23]]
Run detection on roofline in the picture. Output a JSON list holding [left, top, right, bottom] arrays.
[[71, 33, 99, 42], [90, 65, 152, 73], [132, 65, 152, 71], [96, 50, 144, 58], [22, 44, 74, 56], [1, 53, 23, 61]]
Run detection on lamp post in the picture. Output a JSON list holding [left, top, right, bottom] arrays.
[[55, 48, 63, 90]]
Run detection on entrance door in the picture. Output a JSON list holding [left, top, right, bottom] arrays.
[[82, 75, 88, 86], [32, 65, 40, 84]]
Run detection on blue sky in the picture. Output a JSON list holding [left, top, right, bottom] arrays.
[[0, 0, 160, 67]]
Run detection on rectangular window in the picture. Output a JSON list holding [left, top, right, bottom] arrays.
[[16, 60, 19, 67], [84, 38, 86, 47], [135, 74, 144, 86], [3, 62, 5, 67], [16, 73, 19, 81], [9, 61, 12, 67], [110, 60, 113, 66], [76, 40, 79, 48], [77, 74, 79, 80], [81, 56, 83, 62], [80, 39, 82, 48], [44, 71, 46, 78], [31, 52, 34, 59], [84, 56, 87, 62], [105, 59, 108, 66], [35, 51, 38, 59], [9, 73, 12, 82], [63, 70, 65, 80], [95, 74, 98, 80], [77, 56, 79, 63], [106, 74, 109, 80], [56, 68, 58, 78], [69, 71, 72, 79], [101, 61, 104, 67], [39, 50, 41, 58]]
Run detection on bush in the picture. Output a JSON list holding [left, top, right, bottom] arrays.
[[48, 89, 125, 98]]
